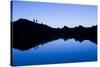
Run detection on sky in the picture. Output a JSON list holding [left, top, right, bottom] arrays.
[[11, 1, 97, 28]]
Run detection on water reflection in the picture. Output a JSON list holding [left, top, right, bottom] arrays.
[[12, 39, 97, 66], [12, 36, 97, 51]]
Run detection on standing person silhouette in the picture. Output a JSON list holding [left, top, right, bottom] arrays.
[[36, 20, 38, 23], [33, 19, 35, 22]]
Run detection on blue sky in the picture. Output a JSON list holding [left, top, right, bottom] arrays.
[[12, 1, 97, 28]]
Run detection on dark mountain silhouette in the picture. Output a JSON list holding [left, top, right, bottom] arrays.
[[11, 18, 97, 50]]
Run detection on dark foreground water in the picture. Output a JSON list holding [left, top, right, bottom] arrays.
[[12, 39, 97, 66]]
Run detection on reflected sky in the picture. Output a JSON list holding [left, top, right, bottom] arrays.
[[11, 1, 97, 28], [12, 39, 97, 66]]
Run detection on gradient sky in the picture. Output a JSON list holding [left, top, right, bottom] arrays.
[[12, 1, 97, 28]]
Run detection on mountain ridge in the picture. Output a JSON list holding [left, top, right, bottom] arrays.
[[11, 18, 97, 50]]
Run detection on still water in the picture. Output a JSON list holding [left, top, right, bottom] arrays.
[[12, 39, 97, 66]]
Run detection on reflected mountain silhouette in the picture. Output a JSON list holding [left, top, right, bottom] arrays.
[[11, 18, 97, 50]]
